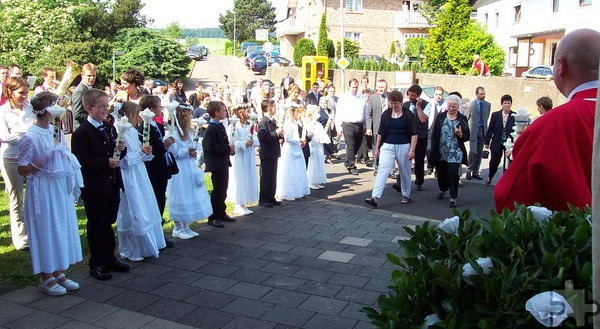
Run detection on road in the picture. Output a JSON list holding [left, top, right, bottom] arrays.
[[187, 55, 498, 221]]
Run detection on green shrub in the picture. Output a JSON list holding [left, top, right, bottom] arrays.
[[293, 38, 316, 66], [363, 204, 592, 328]]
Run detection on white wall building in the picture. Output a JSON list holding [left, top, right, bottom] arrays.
[[473, 0, 599, 77]]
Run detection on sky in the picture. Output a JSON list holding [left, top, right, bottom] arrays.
[[141, 0, 287, 29]]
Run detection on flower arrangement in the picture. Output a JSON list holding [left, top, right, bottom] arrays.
[[113, 117, 132, 160], [138, 108, 155, 147], [46, 103, 66, 145], [363, 204, 592, 328]]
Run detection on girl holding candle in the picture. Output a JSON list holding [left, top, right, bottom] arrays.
[[306, 105, 329, 189], [167, 104, 213, 237], [226, 104, 259, 216], [115, 101, 166, 261], [17, 91, 83, 296]]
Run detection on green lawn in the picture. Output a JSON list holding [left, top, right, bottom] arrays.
[[193, 38, 230, 54], [0, 173, 232, 288]]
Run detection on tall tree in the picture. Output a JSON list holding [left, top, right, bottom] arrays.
[[317, 14, 328, 56], [164, 22, 184, 40], [218, 0, 276, 42]]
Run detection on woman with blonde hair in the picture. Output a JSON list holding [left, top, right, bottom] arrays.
[[0, 77, 34, 250], [115, 101, 166, 261], [166, 104, 213, 238]]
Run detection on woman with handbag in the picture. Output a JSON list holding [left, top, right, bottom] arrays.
[[484, 94, 516, 186], [429, 95, 470, 208]]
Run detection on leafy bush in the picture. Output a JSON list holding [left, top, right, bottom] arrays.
[[336, 38, 360, 59], [293, 38, 316, 66], [363, 205, 592, 329]]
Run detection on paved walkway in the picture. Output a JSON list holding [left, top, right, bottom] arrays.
[[0, 197, 437, 329]]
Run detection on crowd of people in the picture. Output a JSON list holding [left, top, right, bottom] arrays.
[[0, 28, 598, 297]]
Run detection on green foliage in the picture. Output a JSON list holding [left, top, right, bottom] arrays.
[[183, 28, 225, 38], [363, 205, 592, 328], [112, 28, 191, 84], [389, 42, 397, 58], [336, 38, 360, 59], [326, 39, 336, 58], [218, 0, 277, 42], [317, 14, 329, 56], [293, 38, 316, 66], [405, 38, 426, 57], [423, 0, 505, 75], [164, 21, 184, 40]]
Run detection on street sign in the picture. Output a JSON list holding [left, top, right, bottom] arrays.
[[255, 29, 268, 41], [262, 42, 274, 53], [265, 52, 272, 59], [336, 57, 350, 70]]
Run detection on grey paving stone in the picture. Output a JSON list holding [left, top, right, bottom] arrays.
[[260, 304, 315, 327], [341, 245, 383, 257], [199, 251, 241, 265], [59, 300, 119, 324], [54, 320, 103, 329], [259, 241, 295, 253], [139, 299, 195, 322], [221, 316, 277, 329], [0, 286, 44, 305], [260, 251, 300, 264], [223, 282, 272, 300], [227, 268, 272, 285], [234, 247, 271, 258], [257, 225, 292, 235], [178, 306, 234, 328], [184, 289, 236, 309], [311, 224, 343, 235], [149, 282, 202, 301], [293, 267, 334, 283], [284, 221, 317, 231], [337, 228, 369, 238], [287, 245, 323, 258], [335, 286, 381, 305], [196, 262, 240, 277], [325, 262, 364, 275], [169, 245, 212, 258], [143, 252, 181, 266], [231, 237, 267, 248], [327, 273, 369, 289], [128, 264, 173, 278], [318, 250, 356, 263], [157, 269, 205, 285], [261, 262, 302, 276], [260, 288, 310, 308], [296, 281, 344, 298], [222, 297, 274, 318], [339, 236, 373, 247], [0, 301, 34, 326], [363, 278, 392, 293], [93, 309, 154, 329], [260, 233, 294, 244], [261, 275, 307, 291], [230, 257, 271, 270], [348, 254, 386, 267], [189, 275, 237, 292], [166, 257, 209, 271], [298, 295, 349, 315], [302, 313, 358, 329], [331, 221, 363, 230], [363, 232, 397, 242], [139, 318, 197, 329], [105, 290, 161, 312], [71, 283, 127, 303], [291, 256, 332, 269], [286, 229, 317, 239], [5, 309, 68, 329], [116, 276, 165, 293], [28, 294, 86, 314], [354, 320, 375, 329], [315, 241, 349, 252], [287, 237, 320, 248], [339, 302, 372, 321], [357, 266, 392, 280]]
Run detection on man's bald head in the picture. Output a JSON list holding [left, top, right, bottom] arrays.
[[553, 29, 600, 97]]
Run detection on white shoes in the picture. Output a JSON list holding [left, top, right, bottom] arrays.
[[121, 255, 144, 262], [242, 206, 253, 214], [234, 205, 253, 216], [55, 273, 80, 291], [184, 225, 199, 237], [172, 222, 196, 239], [39, 277, 67, 296], [309, 184, 324, 189]]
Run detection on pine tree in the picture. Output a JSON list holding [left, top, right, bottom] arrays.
[[317, 14, 328, 56]]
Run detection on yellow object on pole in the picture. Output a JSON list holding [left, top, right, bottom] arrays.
[[301, 56, 329, 92]]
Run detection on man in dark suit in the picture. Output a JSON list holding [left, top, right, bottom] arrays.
[[202, 101, 235, 228], [366, 79, 389, 174], [305, 82, 322, 106], [257, 99, 283, 208], [71, 63, 97, 129], [71, 89, 129, 281], [464, 86, 491, 180], [280, 73, 294, 98], [139, 95, 174, 247], [401, 84, 431, 191]]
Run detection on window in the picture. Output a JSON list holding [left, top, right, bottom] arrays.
[[484, 13, 488, 24], [514, 5, 521, 23], [495, 12, 499, 27], [580, 0, 591, 6], [553, 0, 559, 12], [345, 32, 362, 44], [346, 0, 363, 12]]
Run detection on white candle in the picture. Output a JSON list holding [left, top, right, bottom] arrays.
[[113, 117, 132, 160], [139, 108, 156, 147], [229, 115, 239, 146], [46, 103, 66, 145]]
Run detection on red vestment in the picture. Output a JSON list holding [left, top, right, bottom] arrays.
[[494, 88, 597, 212]]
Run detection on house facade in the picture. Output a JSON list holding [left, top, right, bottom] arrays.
[[276, 0, 432, 63], [473, 0, 599, 77]]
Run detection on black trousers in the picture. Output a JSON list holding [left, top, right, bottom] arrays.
[[488, 149, 504, 180], [342, 122, 363, 169], [436, 161, 460, 199], [260, 158, 278, 203], [356, 134, 372, 160], [149, 177, 168, 226], [414, 137, 427, 186], [84, 191, 120, 269], [209, 170, 229, 220]]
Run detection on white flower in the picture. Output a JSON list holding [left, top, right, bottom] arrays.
[[528, 206, 552, 222], [421, 314, 440, 328], [462, 257, 493, 284], [436, 216, 459, 235], [526, 291, 573, 327]]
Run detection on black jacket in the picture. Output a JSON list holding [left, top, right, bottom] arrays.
[[202, 121, 232, 172], [257, 116, 281, 160], [484, 110, 515, 153], [377, 107, 418, 145], [403, 100, 430, 139], [428, 111, 470, 167], [139, 121, 172, 182]]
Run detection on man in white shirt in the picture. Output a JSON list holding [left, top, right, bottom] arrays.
[[34, 68, 57, 95], [335, 78, 366, 175]]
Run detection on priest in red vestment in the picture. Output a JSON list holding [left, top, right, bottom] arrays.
[[495, 29, 600, 212]]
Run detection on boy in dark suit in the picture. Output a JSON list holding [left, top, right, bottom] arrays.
[[257, 99, 283, 207], [202, 101, 235, 228], [71, 89, 129, 281]]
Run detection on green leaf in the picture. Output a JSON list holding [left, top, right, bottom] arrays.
[[490, 217, 504, 235], [579, 262, 592, 285], [573, 224, 590, 249], [541, 252, 557, 272]]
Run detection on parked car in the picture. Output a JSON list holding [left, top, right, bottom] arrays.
[[389, 85, 448, 104], [359, 54, 384, 63], [187, 46, 203, 61], [246, 79, 275, 97], [198, 45, 209, 57], [521, 65, 553, 79], [250, 56, 293, 75], [147, 78, 167, 89], [245, 50, 265, 67]]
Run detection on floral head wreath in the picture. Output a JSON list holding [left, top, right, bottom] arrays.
[[232, 103, 251, 111], [31, 98, 58, 116], [111, 102, 123, 121], [175, 103, 194, 135]]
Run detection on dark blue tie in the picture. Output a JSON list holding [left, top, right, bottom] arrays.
[[478, 102, 484, 126]]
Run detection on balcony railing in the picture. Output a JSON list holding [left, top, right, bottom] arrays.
[[394, 11, 431, 28], [276, 16, 306, 37]]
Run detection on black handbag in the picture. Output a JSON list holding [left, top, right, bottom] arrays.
[[482, 150, 490, 159], [166, 152, 179, 175]]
